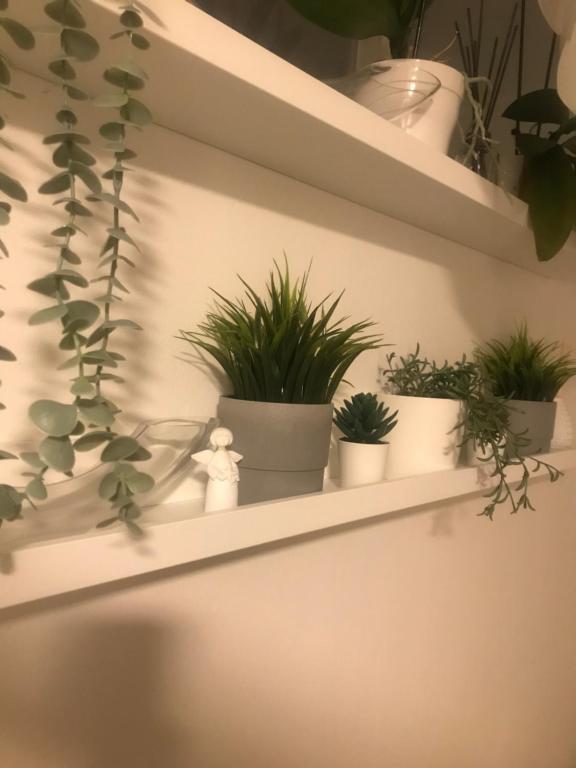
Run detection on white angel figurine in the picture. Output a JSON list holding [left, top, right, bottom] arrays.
[[192, 427, 243, 513]]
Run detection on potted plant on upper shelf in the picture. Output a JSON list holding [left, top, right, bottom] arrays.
[[179, 261, 382, 505], [334, 392, 398, 488], [379, 347, 474, 478], [285, 0, 464, 155], [476, 326, 576, 455], [503, 87, 576, 261]]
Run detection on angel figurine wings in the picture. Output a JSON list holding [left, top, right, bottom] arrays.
[[192, 427, 243, 513]]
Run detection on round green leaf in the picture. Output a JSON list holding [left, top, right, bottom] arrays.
[[99, 121, 125, 141], [0, 484, 23, 521], [0, 18, 35, 50], [56, 108, 78, 126], [43, 131, 90, 145], [120, 98, 152, 126], [48, 58, 76, 81], [28, 303, 68, 325], [92, 93, 129, 108], [28, 275, 61, 298], [38, 172, 71, 195], [120, 9, 143, 28], [39, 435, 75, 472], [78, 399, 115, 427], [101, 436, 140, 462], [126, 471, 154, 494], [26, 477, 48, 500], [61, 28, 100, 62], [0, 170, 27, 201], [63, 299, 100, 332], [70, 376, 94, 397], [20, 451, 46, 469], [131, 33, 150, 51], [53, 142, 95, 168], [64, 84, 88, 101], [74, 430, 114, 451], [29, 399, 78, 436], [44, 0, 86, 29], [99, 472, 119, 500], [104, 67, 145, 91]]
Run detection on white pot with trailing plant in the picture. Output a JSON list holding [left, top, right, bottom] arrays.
[[286, 0, 464, 154], [476, 326, 576, 457], [179, 262, 382, 506], [334, 392, 398, 488], [378, 348, 468, 478]]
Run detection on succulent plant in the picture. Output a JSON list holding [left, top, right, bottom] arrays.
[[334, 392, 397, 444]]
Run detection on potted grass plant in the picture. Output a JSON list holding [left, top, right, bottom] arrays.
[[179, 262, 382, 504], [334, 392, 397, 488], [285, 0, 464, 155], [476, 326, 576, 456], [379, 347, 474, 478]]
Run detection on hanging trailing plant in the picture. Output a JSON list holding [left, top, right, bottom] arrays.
[[0, 1, 155, 531]]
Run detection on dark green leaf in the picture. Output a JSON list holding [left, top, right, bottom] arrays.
[[0, 55, 11, 85], [53, 269, 89, 288], [120, 9, 143, 28], [120, 97, 152, 126], [26, 477, 47, 500], [29, 399, 78, 436], [503, 88, 570, 125], [21, 451, 46, 469], [38, 172, 71, 195], [131, 33, 150, 50], [0, 170, 27, 201], [99, 472, 119, 500], [48, 58, 76, 81], [516, 134, 555, 158], [0, 18, 35, 50], [63, 299, 99, 332], [53, 142, 96, 168], [78, 399, 115, 427], [74, 430, 114, 451], [103, 66, 145, 91], [44, 0, 86, 28], [28, 304, 68, 325], [56, 108, 78, 126], [28, 275, 66, 299], [0, 344, 15, 360], [0, 450, 17, 460], [99, 121, 125, 141], [69, 161, 101, 193], [64, 84, 88, 101], [87, 192, 139, 220], [61, 28, 100, 62], [126, 471, 154, 493], [39, 435, 75, 472], [43, 131, 90, 145], [0, 484, 23, 521], [70, 376, 95, 396], [101, 436, 140, 462]]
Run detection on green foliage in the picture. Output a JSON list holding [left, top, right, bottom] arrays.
[[285, 0, 430, 57], [476, 326, 576, 402], [382, 344, 562, 519], [503, 88, 576, 261], [381, 346, 477, 399], [334, 392, 397, 444], [179, 261, 383, 404]]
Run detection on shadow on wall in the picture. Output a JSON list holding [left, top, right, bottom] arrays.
[[0, 617, 189, 768]]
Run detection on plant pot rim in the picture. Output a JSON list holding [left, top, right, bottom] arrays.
[[220, 395, 333, 409], [374, 58, 463, 74], [506, 398, 556, 406], [339, 437, 388, 445], [382, 393, 464, 405]]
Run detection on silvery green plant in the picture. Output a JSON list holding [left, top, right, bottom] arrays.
[[334, 392, 397, 444], [0, 1, 154, 531]]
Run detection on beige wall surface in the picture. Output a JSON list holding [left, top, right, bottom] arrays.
[[0, 56, 575, 768]]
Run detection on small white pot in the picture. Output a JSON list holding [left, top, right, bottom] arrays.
[[381, 394, 464, 479], [338, 439, 388, 489], [344, 59, 465, 154]]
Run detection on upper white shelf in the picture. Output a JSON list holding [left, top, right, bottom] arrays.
[[2, 448, 575, 611], [12, 0, 575, 278]]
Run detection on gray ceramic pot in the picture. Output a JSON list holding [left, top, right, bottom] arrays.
[[507, 399, 557, 456], [217, 397, 333, 505]]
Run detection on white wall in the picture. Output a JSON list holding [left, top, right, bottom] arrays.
[[1, 59, 576, 767]]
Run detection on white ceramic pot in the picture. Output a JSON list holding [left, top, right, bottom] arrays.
[[338, 439, 388, 489], [381, 394, 464, 479], [343, 59, 465, 154], [551, 397, 573, 451]]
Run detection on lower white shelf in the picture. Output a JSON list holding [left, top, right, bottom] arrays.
[[1, 449, 575, 611]]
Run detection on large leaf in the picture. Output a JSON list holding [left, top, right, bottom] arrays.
[[48, 59, 76, 81], [29, 399, 78, 436], [520, 147, 576, 261], [285, 0, 401, 39], [61, 28, 100, 62], [0, 484, 23, 521], [120, 97, 152, 126], [28, 304, 68, 325], [101, 436, 140, 462], [0, 170, 27, 201], [0, 18, 35, 50], [63, 299, 100, 333], [39, 435, 75, 472], [503, 88, 570, 126], [38, 172, 71, 195], [44, 0, 86, 29]]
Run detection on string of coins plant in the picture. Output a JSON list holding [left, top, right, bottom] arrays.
[[0, 1, 154, 530], [0, 2, 35, 411]]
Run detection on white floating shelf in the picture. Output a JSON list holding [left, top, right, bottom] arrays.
[[2, 449, 575, 611], [12, 0, 575, 278]]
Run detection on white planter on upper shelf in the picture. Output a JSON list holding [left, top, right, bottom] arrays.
[[381, 394, 464, 479], [338, 439, 389, 489], [333, 58, 465, 155]]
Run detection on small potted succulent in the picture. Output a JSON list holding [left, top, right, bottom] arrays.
[[179, 262, 382, 505], [379, 347, 474, 478], [334, 392, 397, 488], [476, 326, 576, 456]]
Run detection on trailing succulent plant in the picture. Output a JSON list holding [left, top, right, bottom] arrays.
[[179, 261, 383, 404], [476, 325, 576, 403], [381, 345, 561, 519], [334, 392, 397, 444], [0, 1, 154, 531]]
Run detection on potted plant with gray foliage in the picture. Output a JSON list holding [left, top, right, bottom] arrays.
[[476, 326, 576, 456], [334, 392, 397, 488], [179, 262, 382, 505]]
